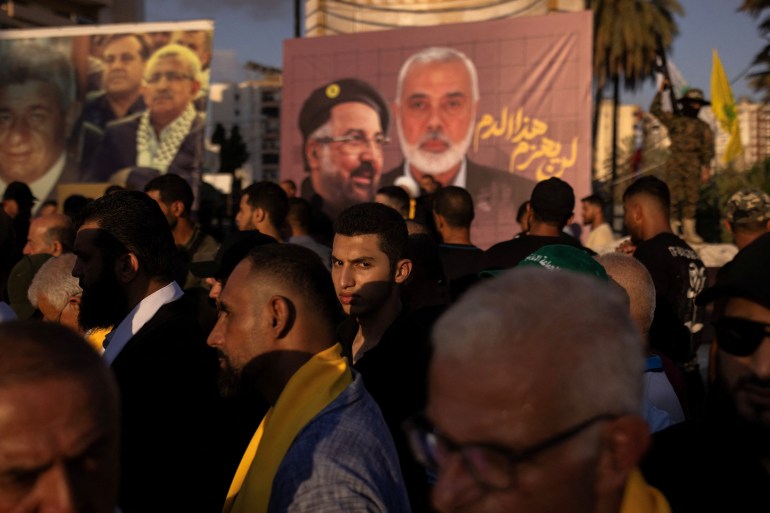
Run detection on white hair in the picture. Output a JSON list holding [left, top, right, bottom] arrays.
[[396, 46, 479, 104], [27, 253, 81, 310], [432, 267, 644, 416]]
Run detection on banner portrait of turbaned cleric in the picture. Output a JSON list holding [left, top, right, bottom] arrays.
[[282, 12, 592, 249], [0, 20, 213, 210]]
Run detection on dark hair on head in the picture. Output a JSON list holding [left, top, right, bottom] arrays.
[[63, 194, 93, 224], [144, 173, 194, 216], [242, 181, 289, 230], [102, 33, 152, 61], [516, 200, 530, 223], [78, 190, 176, 280], [287, 197, 312, 230], [622, 175, 670, 215], [47, 223, 75, 253], [0, 321, 116, 397], [433, 185, 474, 228], [376, 185, 411, 218], [245, 244, 342, 328], [334, 202, 408, 269], [581, 193, 606, 208]]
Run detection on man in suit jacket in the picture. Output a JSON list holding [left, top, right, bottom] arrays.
[[72, 190, 231, 513], [383, 46, 534, 248], [90, 43, 204, 184], [0, 44, 85, 208]]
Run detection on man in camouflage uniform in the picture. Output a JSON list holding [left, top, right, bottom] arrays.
[[650, 80, 715, 244], [725, 187, 770, 250]]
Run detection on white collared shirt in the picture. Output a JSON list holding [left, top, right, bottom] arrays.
[[103, 281, 184, 365], [0, 152, 65, 214], [403, 158, 467, 189]]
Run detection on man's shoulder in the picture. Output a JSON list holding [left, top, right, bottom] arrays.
[[637, 233, 702, 263], [104, 112, 142, 136], [270, 373, 409, 512]]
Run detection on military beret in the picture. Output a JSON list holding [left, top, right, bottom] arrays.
[[298, 78, 389, 140]]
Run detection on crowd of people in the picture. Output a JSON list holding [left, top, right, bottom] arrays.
[[1, 162, 769, 513]]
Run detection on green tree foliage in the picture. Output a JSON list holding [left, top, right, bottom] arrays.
[[218, 124, 250, 174], [740, 0, 770, 100]]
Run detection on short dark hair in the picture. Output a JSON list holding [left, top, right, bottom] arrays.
[[516, 200, 530, 224], [246, 244, 342, 328], [623, 176, 670, 215], [0, 321, 117, 400], [79, 190, 177, 280], [102, 33, 152, 61], [376, 185, 411, 218], [242, 181, 289, 230], [144, 174, 194, 216], [334, 202, 408, 269], [287, 197, 312, 230], [581, 194, 606, 208], [433, 186, 474, 228]]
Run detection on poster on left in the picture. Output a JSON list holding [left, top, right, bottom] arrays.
[[0, 20, 214, 210]]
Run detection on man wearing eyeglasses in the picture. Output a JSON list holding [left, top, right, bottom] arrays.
[[641, 232, 770, 512], [299, 78, 390, 223], [90, 43, 204, 183], [381, 47, 534, 249], [410, 267, 669, 513]]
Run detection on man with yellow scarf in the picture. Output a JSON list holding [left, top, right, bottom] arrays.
[[208, 243, 410, 513]]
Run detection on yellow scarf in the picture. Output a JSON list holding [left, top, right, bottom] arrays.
[[223, 343, 353, 513], [619, 469, 671, 513]]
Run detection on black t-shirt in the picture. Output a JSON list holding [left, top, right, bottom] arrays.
[[482, 232, 589, 271], [633, 233, 706, 361]]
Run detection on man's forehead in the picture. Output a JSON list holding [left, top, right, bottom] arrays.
[[104, 36, 141, 54], [329, 102, 382, 131], [0, 81, 60, 108], [402, 60, 471, 94], [149, 55, 185, 72], [333, 233, 385, 257]]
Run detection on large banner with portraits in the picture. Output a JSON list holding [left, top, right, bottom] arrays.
[[0, 20, 213, 210], [282, 12, 592, 249]]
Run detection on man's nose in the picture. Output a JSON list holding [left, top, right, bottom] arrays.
[[430, 452, 484, 512], [6, 116, 32, 143], [36, 463, 77, 513]]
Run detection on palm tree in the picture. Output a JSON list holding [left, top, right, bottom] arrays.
[[590, 0, 683, 205], [740, 0, 770, 100]]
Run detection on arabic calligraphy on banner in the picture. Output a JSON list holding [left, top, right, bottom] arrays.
[[473, 107, 578, 181]]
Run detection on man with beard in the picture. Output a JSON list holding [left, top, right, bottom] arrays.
[[642, 232, 770, 511], [381, 47, 534, 248], [72, 190, 231, 513], [299, 78, 390, 223], [234, 180, 288, 241], [207, 244, 409, 513], [90, 44, 204, 183]]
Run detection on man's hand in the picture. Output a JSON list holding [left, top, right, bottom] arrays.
[[616, 239, 637, 255]]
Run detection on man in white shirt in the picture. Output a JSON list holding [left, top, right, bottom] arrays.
[[0, 44, 82, 205], [581, 193, 615, 252], [72, 190, 231, 513]]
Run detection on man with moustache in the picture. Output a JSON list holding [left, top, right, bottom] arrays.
[[0, 44, 83, 205], [642, 232, 770, 511], [90, 43, 204, 183], [299, 78, 390, 222], [72, 190, 230, 513], [382, 46, 534, 247]]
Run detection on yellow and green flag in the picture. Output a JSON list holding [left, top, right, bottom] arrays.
[[711, 49, 743, 164]]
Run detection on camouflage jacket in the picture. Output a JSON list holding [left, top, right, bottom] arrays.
[[651, 92, 715, 166]]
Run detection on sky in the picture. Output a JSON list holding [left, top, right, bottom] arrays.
[[145, 0, 768, 107]]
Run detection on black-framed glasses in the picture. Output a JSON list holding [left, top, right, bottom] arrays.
[[713, 316, 770, 357], [145, 71, 192, 84], [403, 413, 617, 490], [315, 131, 389, 155]]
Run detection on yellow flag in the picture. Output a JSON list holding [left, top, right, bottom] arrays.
[[711, 49, 743, 164]]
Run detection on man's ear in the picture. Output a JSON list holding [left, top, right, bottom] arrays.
[[594, 415, 650, 495], [51, 241, 64, 257], [170, 200, 185, 218], [394, 258, 412, 284], [190, 79, 202, 97], [115, 253, 140, 284], [433, 212, 445, 231], [252, 207, 266, 226], [268, 295, 295, 339], [305, 139, 321, 169]]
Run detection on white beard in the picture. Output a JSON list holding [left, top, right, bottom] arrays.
[[397, 120, 475, 177]]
